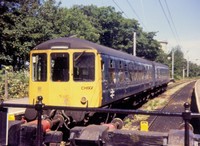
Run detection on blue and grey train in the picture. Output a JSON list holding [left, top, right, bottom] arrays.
[[28, 37, 170, 122]]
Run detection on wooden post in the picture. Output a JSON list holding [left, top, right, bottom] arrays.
[[4, 70, 8, 99]]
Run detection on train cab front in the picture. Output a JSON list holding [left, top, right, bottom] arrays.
[[28, 47, 102, 123]]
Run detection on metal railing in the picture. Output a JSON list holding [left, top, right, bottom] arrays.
[[1, 96, 200, 146]]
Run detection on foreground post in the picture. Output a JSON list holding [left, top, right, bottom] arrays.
[[183, 102, 191, 146], [35, 96, 44, 146], [0, 106, 8, 146]]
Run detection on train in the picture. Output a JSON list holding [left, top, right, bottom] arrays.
[[0, 36, 170, 145], [26, 37, 170, 124]]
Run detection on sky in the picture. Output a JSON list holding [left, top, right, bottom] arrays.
[[56, 0, 200, 65]]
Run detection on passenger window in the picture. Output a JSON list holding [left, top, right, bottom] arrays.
[[73, 52, 95, 81], [109, 69, 116, 84], [51, 53, 69, 82], [108, 59, 116, 84], [125, 63, 131, 82], [101, 61, 105, 81], [109, 59, 114, 68], [118, 69, 125, 83], [119, 61, 123, 69], [32, 53, 47, 81]]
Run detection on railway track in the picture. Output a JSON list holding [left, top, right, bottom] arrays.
[[167, 79, 195, 90], [148, 81, 195, 132], [123, 80, 196, 131]]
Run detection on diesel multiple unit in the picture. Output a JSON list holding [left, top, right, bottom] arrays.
[[28, 37, 169, 122]]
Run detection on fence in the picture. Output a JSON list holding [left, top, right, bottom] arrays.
[[1, 96, 200, 146]]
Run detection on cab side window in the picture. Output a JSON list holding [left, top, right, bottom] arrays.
[[73, 52, 95, 81]]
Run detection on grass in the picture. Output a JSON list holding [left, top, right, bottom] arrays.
[[122, 81, 192, 130]]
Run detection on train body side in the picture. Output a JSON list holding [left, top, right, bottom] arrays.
[[28, 37, 170, 119], [100, 54, 155, 105], [153, 62, 170, 88]]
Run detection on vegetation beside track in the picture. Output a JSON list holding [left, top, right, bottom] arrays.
[[123, 80, 195, 130], [0, 67, 29, 100]]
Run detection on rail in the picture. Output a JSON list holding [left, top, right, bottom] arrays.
[[195, 79, 200, 113], [0, 96, 200, 146]]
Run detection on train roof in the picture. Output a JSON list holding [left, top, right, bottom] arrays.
[[34, 37, 151, 64], [153, 61, 169, 69]]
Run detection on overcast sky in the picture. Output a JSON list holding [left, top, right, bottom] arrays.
[[56, 0, 200, 64]]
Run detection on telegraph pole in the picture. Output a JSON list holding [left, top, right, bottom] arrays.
[[4, 69, 8, 99], [172, 51, 174, 79], [185, 50, 189, 78], [183, 68, 185, 79], [187, 59, 189, 77], [133, 32, 136, 56]]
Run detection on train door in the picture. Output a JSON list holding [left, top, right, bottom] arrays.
[[70, 50, 101, 107], [101, 55, 119, 105], [101, 55, 109, 104], [30, 51, 72, 106], [49, 52, 71, 106], [29, 52, 48, 104]]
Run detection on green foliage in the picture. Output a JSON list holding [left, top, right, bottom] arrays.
[[137, 32, 160, 60], [155, 49, 170, 66], [75, 5, 125, 46], [0, 68, 29, 99], [0, 0, 42, 67], [188, 62, 200, 77], [75, 5, 160, 60], [60, 7, 99, 42], [0, 1, 161, 68], [167, 46, 184, 79], [1, 1, 199, 80]]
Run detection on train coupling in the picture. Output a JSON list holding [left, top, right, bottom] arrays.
[[69, 118, 123, 146]]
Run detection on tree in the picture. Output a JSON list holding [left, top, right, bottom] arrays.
[[136, 32, 160, 61], [187, 62, 200, 77], [0, 0, 21, 65], [167, 46, 185, 79], [61, 7, 99, 42], [0, 0, 43, 69], [0, 2, 175, 70], [1, 1, 101, 70], [75, 5, 124, 47], [74, 5, 160, 61], [155, 49, 170, 66]]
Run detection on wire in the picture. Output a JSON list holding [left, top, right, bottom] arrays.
[[126, 0, 140, 20], [112, 0, 129, 19], [164, 0, 181, 45], [126, 0, 147, 30], [158, 0, 180, 45]]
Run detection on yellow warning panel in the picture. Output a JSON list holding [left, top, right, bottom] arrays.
[[8, 114, 15, 121], [140, 121, 148, 131]]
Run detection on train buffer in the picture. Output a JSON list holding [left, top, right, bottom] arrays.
[[69, 125, 200, 146]]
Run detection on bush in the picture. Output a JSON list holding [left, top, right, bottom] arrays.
[[0, 67, 29, 100]]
